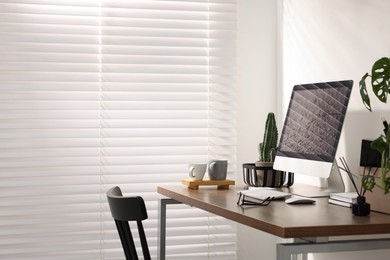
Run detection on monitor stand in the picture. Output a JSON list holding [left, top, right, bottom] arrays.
[[291, 161, 345, 198]]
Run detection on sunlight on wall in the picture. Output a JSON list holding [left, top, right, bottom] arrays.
[[280, 0, 390, 186], [280, 0, 390, 259]]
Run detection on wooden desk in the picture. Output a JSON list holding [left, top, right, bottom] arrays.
[[157, 185, 390, 260]]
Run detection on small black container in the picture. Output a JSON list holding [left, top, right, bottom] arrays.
[[352, 196, 371, 216]]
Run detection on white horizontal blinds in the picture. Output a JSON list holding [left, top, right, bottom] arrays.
[[0, 0, 237, 259], [0, 1, 102, 260], [100, 0, 236, 259]]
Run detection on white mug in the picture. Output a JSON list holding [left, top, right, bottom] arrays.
[[188, 163, 207, 181]]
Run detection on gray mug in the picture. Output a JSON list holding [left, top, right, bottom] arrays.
[[208, 160, 228, 180]]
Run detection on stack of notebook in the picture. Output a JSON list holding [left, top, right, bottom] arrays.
[[328, 192, 358, 208]]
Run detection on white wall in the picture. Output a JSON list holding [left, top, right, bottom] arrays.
[[237, 0, 278, 259], [237, 0, 390, 259], [280, 0, 390, 177], [237, 0, 278, 168]]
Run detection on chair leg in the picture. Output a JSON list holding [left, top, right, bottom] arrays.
[[137, 220, 151, 260], [115, 220, 139, 260]]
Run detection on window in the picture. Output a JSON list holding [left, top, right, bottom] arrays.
[[0, 0, 237, 259]]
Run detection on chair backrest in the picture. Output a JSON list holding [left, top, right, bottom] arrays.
[[106, 186, 151, 260]]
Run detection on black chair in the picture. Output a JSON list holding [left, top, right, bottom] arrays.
[[106, 186, 151, 260]]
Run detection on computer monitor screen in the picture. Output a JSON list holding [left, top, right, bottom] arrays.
[[273, 80, 353, 179]]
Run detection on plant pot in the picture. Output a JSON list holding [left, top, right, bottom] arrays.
[[242, 163, 294, 187], [255, 162, 283, 187]]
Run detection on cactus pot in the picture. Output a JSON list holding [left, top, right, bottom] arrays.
[[255, 161, 283, 187]]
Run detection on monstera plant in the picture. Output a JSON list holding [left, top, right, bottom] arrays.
[[359, 57, 390, 193]]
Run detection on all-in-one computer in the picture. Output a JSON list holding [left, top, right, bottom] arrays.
[[273, 80, 353, 197]]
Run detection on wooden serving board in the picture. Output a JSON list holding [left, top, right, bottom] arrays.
[[181, 179, 235, 190]]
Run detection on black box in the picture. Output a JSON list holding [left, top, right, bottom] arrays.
[[360, 139, 381, 167]]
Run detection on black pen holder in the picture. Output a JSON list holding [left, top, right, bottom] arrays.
[[352, 196, 371, 216]]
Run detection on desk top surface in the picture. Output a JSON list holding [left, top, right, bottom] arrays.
[[157, 185, 390, 238]]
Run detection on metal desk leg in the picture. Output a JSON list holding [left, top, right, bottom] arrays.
[[158, 198, 181, 260], [277, 244, 309, 260], [278, 238, 315, 260]]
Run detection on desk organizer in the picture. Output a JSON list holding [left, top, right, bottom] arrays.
[[181, 179, 235, 190], [242, 163, 294, 188]]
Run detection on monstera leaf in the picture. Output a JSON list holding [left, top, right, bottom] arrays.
[[370, 129, 390, 193], [359, 72, 371, 111], [362, 175, 376, 192], [372, 57, 390, 103], [359, 57, 390, 111]]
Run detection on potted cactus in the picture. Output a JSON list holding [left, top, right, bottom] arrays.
[[242, 112, 294, 187], [254, 112, 283, 186]]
